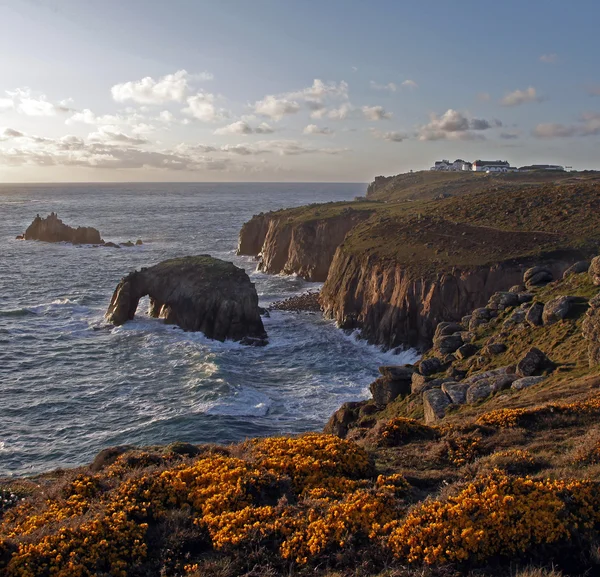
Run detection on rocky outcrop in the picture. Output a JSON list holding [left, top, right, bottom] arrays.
[[105, 255, 267, 344], [237, 210, 372, 282], [22, 213, 102, 244], [582, 293, 600, 366], [370, 365, 414, 405]]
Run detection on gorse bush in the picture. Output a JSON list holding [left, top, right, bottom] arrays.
[[376, 417, 438, 447], [2, 434, 600, 576]]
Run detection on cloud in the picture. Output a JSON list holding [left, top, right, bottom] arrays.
[[370, 81, 397, 92], [66, 108, 144, 127], [158, 110, 176, 123], [500, 86, 542, 106], [4, 88, 73, 117], [417, 109, 499, 141], [221, 139, 347, 156], [253, 79, 349, 121], [0, 127, 25, 140], [401, 79, 418, 89], [533, 113, 600, 138], [183, 92, 228, 122], [370, 129, 407, 142], [110, 70, 210, 105], [213, 120, 275, 135], [362, 105, 392, 121], [0, 98, 14, 111], [540, 53, 558, 64], [88, 126, 150, 145], [327, 102, 353, 120], [499, 130, 520, 140], [253, 95, 301, 120], [303, 124, 334, 135]]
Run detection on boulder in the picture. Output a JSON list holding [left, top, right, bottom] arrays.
[[434, 334, 463, 355], [466, 381, 493, 404], [542, 296, 574, 325], [121, 241, 135, 247], [463, 366, 515, 385], [524, 266, 553, 289], [482, 342, 507, 356], [378, 365, 415, 381], [323, 401, 364, 437], [517, 293, 534, 304], [503, 308, 527, 327], [90, 445, 135, 472], [370, 375, 411, 405], [136, 239, 143, 246], [442, 382, 469, 405], [516, 347, 553, 377], [589, 256, 600, 286], [582, 293, 600, 366], [434, 322, 463, 340], [104, 241, 121, 248], [525, 302, 544, 327], [488, 292, 520, 309], [456, 343, 478, 360], [511, 376, 547, 391], [423, 389, 453, 424], [411, 372, 431, 395], [563, 261, 589, 278], [105, 255, 268, 344], [509, 285, 526, 293], [446, 366, 468, 381], [23, 212, 103, 244], [418, 357, 443, 377]]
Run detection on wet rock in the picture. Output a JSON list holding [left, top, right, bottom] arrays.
[[542, 296, 574, 325], [136, 239, 143, 246], [105, 255, 268, 345], [22, 212, 103, 244], [103, 241, 121, 248], [516, 347, 553, 377], [524, 266, 553, 289], [418, 357, 443, 377], [121, 241, 135, 247], [526, 302, 544, 327], [434, 334, 463, 355], [442, 382, 469, 405], [589, 256, 600, 286], [456, 343, 478, 360], [563, 261, 589, 278], [270, 291, 321, 312], [423, 389, 452, 424], [511, 376, 547, 391]]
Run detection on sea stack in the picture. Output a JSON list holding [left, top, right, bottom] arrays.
[[22, 212, 103, 244], [105, 255, 268, 345]]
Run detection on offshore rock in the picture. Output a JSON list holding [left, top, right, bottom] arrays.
[[23, 212, 102, 244], [105, 255, 267, 345]]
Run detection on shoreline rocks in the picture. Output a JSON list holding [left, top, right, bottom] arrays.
[[269, 291, 321, 313], [105, 255, 267, 345]]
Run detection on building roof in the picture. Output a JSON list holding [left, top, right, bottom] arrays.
[[473, 160, 509, 166]]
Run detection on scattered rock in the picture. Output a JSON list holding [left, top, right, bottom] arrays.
[[525, 302, 544, 326], [323, 401, 364, 437], [434, 322, 463, 340], [434, 334, 463, 355], [516, 347, 553, 377], [466, 381, 493, 404], [517, 293, 534, 304], [524, 266, 553, 289], [103, 242, 121, 249], [582, 293, 600, 366], [423, 389, 453, 424], [136, 239, 143, 245], [22, 212, 103, 244], [509, 285, 526, 293], [590, 256, 600, 286], [105, 255, 268, 345], [455, 343, 478, 360], [482, 343, 507, 356], [370, 368, 413, 405], [563, 261, 589, 278], [270, 291, 321, 313], [511, 376, 547, 390], [488, 292, 520, 310], [447, 366, 468, 381], [378, 365, 415, 381], [542, 296, 574, 325], [442, 382, 469, 405], [503, 308, 527, 327], [418, 357, 443, 376], [121, 241, 135, 247]]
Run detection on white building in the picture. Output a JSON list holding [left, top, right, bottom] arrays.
[[472, 160, 513, 172], [430, 159, 472, 172]]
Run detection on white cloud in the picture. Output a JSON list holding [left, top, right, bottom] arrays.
[[88, 126, 150, 145], [253, 95, 301, 120], [401, 79, 418, 89], [0, 127, 25, 140], [0, 98, 14, 111], [500, 86, 542, 106], [540, 53, 558, 64], [417, 109, 500, 141], [158, 110, 175, 123], [370, 81, 397, 92], [370, 129, 407, 142], [221, 139, 347, 156], [327, 102, 353, 120], [4, 88, 73, 117], [111, 70, 210, 105], [362, 105, 392, 121], [303, 124, 334, 135], [213, 120, 275, 135], [183, 92, 228, 122], [533, 113, 600, 138], [66, 108, 143, 127]]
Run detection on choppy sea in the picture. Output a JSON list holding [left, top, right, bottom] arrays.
[[0, 183, 418, 477]]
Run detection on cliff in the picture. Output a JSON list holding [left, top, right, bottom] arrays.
[[237, 204, 374, 281], [106, 255, 267, 344]]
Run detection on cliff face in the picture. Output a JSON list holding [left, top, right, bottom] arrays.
[[320, 248, 575, 350], [23, 212, 102, 244], [238, 211, 371, 282]]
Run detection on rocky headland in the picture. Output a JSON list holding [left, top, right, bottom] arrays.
[[105, 255, 267, 344]]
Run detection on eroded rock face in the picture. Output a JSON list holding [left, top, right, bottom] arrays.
[[105, 255, 267, 345], [582, 293, 600, 366], [370, 365, 414, 405], [23, 213, 102, 244]]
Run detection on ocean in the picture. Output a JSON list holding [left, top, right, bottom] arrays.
[[0, 183, 418, 477]]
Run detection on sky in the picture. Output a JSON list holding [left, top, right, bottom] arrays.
[[0, 0, 599, 182]]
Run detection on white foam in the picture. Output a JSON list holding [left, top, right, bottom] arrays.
[[192, 386, 273, 417]]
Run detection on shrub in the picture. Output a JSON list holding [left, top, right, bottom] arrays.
[[376, 418, 439, 447]]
